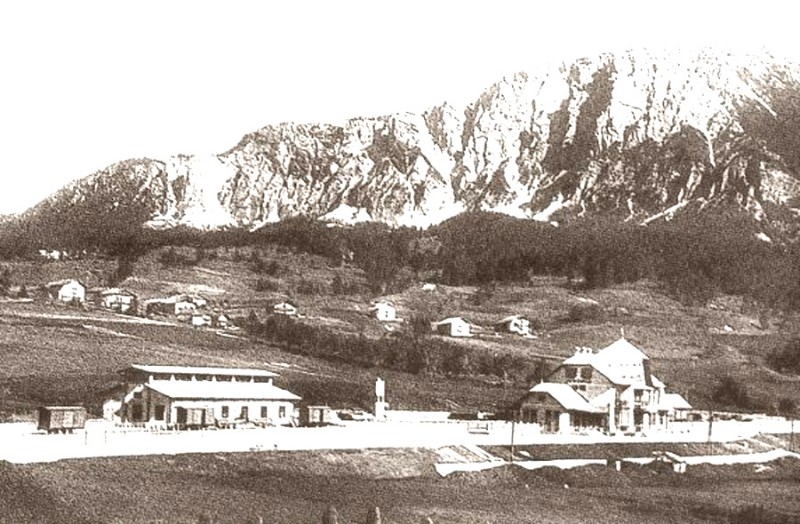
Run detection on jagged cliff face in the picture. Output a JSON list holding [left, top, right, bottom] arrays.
[[28, 48, 800, 231]]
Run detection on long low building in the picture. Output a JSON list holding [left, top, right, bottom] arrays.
[[115, 364, 301, 428]]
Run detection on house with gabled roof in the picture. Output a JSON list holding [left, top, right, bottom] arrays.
[[432, 316, 475, 337], [145, 294, 207, 317], [517, 337, 691, 435], [273, 301, 298, 317], [494, 315, 533, 337], [46, 279, 86, 303], [368, 301, 398, 322], [96, 288, 137, 313]]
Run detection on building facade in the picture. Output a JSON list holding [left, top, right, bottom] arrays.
[[518, 338, 691, 435], [99, 288, 137, 313], [48, 279, 86, 303], [116, 364, 300, 428], [433, 317, 474, 337], [273, 302, 298, 316], [494, 315, 532, 337], [369, 302, 397, 322]]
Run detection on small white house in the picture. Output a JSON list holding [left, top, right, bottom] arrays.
[[273, 302, 298, 317], [191, 313, 212, 328], [494, 315, 533, 337], [369, 301, 397, 322], [432, 317, 474, 337], [662, 392, 693, 421], [47, 279, 86, 303], [422, 283, 437, 292], [99, 288, 137, 313], [146, 295, 207, 317], [175, 297, 199, 316], [191, 296, 208, 309], [216, 313, 230, 329]]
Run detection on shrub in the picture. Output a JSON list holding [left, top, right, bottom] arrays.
[[712, 376, 751, 410], [297, 279, 324, 295], [767, 339, 800, 375], [566, 302, 603, 323], [159, 247, 193, 268], [253, 278, 279, 293], [728, 504, 796, 524]]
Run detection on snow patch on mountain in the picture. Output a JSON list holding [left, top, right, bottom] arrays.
[[320, 204, 373, 224]]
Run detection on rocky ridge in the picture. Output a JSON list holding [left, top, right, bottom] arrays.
[[27, 48, 800, 231]]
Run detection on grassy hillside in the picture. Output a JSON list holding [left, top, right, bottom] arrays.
[[1, 246, 799, 418]]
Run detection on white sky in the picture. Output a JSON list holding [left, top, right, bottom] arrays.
[[0, 0, 796, 214]]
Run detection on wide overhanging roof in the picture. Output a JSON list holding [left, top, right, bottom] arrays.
[[146, 381, 300, 401], [529, 383, 604, 413], [130, 364, 278, 378]]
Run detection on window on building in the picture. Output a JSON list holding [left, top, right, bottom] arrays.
[[565, 367, 577, 379], [154, 405, 165, 421], [260, 406, 268, 418], [279, 406, 286, 418], [131, 404, 143, 421], [221, 405, 229, 418], [133, 391, 143, 399], [240, 406, 249, 420]]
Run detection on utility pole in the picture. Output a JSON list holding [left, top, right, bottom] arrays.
[[707, 410, 714, 455], [510, 415, 516, 463]]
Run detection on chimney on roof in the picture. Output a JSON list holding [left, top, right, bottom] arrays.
[[620, 327, 626, 339]]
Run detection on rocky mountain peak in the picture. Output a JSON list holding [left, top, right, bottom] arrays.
[[24, 48, 800, 234]]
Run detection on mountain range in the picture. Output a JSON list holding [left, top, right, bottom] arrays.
[[17, 48, 800, 236]]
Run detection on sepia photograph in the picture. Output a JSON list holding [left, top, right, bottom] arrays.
[[1, 1, 799, 522]]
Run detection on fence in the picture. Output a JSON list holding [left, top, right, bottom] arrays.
[[1, 416, 796, 464]]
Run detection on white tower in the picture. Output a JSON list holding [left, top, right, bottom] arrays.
[[374, 377, 388, 420]]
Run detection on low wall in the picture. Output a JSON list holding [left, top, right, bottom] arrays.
[[436, 449, 800, 477], [385, 411, 451, 423]]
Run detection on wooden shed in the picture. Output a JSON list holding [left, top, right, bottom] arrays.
[[37, 406, 87, 434], [299, 405, 334, 426]]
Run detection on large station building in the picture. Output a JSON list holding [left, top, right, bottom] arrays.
[[517, 338, 691, 434], [116, 364, 301, 428]]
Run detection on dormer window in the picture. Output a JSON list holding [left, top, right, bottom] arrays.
[[565, 366, 592, 381]]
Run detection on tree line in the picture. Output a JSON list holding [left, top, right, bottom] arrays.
[[240, 312, 542, 385], [3, 207, 800, 312]]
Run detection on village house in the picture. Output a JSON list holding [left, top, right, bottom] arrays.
[[216, 313, 230, 329], [191, 313, 212, 328], [368, 301, 397, 322], [96, 288, 137, 313], [273, 301, 298, 317], [114, 364, 301, 428], [517, 337, 691, 435], [494, 315, 533, 337], [46, 279, 86, 304], [432, 317, 475, 337], [145, 294, 207, 317]]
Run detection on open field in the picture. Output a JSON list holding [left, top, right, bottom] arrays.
[[1, 448, 800, 523], [0, 299, 520, 418], [3, 248, 800, 417]]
